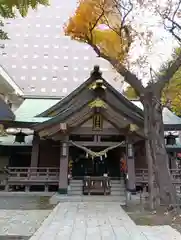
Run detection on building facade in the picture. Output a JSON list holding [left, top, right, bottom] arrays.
[[0, 66, 181, 195]]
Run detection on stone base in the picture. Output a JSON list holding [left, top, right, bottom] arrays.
[[127, 188, 136, 195], [49, 194, 126, 205], [58, 188, 67, 194]]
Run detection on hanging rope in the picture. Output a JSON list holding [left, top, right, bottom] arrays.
[[69, 140, 125, 159]]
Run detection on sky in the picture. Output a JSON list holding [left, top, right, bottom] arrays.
[[68, 0, 179, 83], [124, 3, 179, 83], [0, 0, 180, 94]]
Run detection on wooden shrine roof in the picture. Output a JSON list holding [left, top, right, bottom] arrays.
[[33, 66, 144, 133], [1, 66, 181, 132], [0, 98, 15, 121]]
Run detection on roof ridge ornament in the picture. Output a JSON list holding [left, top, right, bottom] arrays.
[[90, 65, 102, 79]]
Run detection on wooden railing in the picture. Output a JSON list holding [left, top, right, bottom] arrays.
[[135, 169, 148, 183], [135, 168, 181, 184], [7, 167, 59, 182]]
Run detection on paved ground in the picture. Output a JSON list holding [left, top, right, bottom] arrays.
[[29, 202, 149, 240], [50, 194, 126, 204], [0, 210, 51, 236], [0, 195, 54, 210], [0, 196, 180, 240], [139, 226, 181, 240]]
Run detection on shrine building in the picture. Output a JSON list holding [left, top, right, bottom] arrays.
[[0, 66, 181, 196]]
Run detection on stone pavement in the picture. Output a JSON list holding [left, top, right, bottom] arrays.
[[0, 201, 181, 239], [0, 210, 51, 236], [50, 194, 126, 204], [138, 226, 181, 240], [30, 202, 149, 240]]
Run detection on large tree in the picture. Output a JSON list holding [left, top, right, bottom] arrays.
[[124, 49, 181, 116], [0, 0, 49, 39], [64, 0, 181, 208]]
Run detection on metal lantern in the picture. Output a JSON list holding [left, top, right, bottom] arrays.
[[165, 133, 177, 145], [14, 131, 27, 143], [127, 144, 133, 157], [62, 143, 67, 156]]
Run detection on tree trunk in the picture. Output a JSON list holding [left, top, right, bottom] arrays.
[[143, 102, 155, 209], [142, 91, 177, 207]]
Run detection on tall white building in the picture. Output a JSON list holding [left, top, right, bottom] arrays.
[[0, 0, 124, 97]]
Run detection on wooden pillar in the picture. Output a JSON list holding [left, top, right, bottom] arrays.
[[30, 134, 40, 168], [169, 153, 177, 169], [126, 139, 136, 193], [58, 139, 69, 194]]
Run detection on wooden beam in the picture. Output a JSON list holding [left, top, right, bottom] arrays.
[[102, 92, 143, 125], [39, 124, 61, 138], [68, 110, 92, 127], [103, 110, 145, 138], [65, 105, 92, 126], [51, 115, 93, 140], [70, 127, 120, 135], [102, 110, 129, 131], [104, 105, 132, 125]]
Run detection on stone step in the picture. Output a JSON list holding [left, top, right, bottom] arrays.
[[70, 180, 82, 184], [111, 185, 125, 188], [111, 188, 125, 192], [69, 188, 82, 191], [50, 194, 126, 204], [68, 192, 82, 196], [111, 189, 125, 192], [111, 181, 121, 184], [111, 192, 126, 196], [70, 181, 83, 184], [69, 185, 82, 187], [111, 183, 125, 186]]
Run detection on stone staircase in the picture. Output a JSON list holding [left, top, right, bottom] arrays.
[[68, 179, 83, 196], [68, 179, 126, 196], [110, 179, 126, 196], [50, 178, 126, 205]]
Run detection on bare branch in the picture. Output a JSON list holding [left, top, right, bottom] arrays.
[[157, 0, 181, 43], [87, 39, 144, 94], [155, 51, 181, 92], [112, 0, 133, 29]]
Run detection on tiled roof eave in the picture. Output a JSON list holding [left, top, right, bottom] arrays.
[[164, 124, 181, 131]]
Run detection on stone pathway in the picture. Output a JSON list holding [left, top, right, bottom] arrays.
[[30, 202, 149, 240], [0, 201, 181, 239], [0, 210, 51, 236], [139, 226, 181, 240]]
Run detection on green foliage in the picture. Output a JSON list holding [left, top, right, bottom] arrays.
[[162, 68, 181, 116], [123, 85, 139, 100], [0, 0, 49, 39], [157, 47, 181, 116]]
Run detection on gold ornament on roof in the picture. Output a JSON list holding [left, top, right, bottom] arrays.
[[130, 124, 139, 132], [0, 124, 7, 136], [88, 98, 107, 108], [88, 79, 106, 90]]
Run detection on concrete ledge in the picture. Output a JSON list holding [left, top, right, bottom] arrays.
[[29, 203, 60, 240], [50, 194, 126, 205], [58, 188, 67, 194], [0, 192, 55, 197]]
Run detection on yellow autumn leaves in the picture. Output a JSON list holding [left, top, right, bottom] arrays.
[[64, 0, 132, 63]]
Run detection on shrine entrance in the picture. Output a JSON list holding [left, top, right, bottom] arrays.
[[69, 144, 124, 178]]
